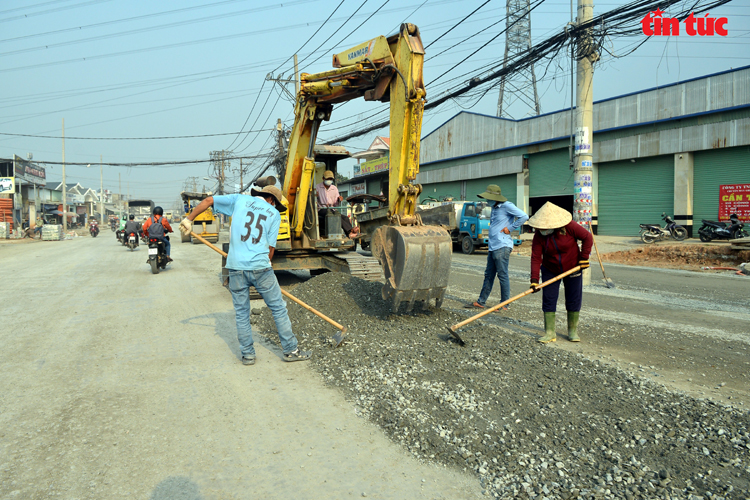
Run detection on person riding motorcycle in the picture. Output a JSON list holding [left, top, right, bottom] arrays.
[[123, 214, 141, 247], [142, 206, 174, 262]]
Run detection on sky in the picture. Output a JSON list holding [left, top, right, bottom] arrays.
[[1, 0, 748, 208]]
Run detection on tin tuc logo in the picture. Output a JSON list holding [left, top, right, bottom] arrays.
[[641, 8, 728, 36]]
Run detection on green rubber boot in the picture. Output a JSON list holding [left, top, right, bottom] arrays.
[[538, 312, 556, 343], [567, 311, 581, 342]]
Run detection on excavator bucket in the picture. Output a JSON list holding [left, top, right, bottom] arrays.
[[371, 224, 452, 312]]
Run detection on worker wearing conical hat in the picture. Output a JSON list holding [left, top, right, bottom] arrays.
[[528, 202, 593, 343]]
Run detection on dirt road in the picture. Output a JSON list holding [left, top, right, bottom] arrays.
[[0, 236, 481, 499], [447, 251, 750, 407]]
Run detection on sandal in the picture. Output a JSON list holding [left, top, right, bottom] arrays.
[[464, 301, 485, 309]]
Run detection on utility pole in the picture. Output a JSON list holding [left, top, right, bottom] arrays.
[[62, 118, 67, 233], [239, 158, 243, 193], [118, 173, 122, 220], [574, 0, 598, 285], [100, 155, 104, 225]]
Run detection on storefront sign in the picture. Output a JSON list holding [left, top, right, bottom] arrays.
[[66, 193, 85, 204], [719, 184, 750, 221], [13, 155, 46, 185], [354, 155, 389, 177], [0, 177, 14, 194], [352, 182, 366, 195]]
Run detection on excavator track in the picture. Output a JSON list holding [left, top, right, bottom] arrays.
[[336, 252, 383, 282]]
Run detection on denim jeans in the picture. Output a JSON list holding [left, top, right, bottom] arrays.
[[228, 268, 298, 357], [477, 247, 512, 306]]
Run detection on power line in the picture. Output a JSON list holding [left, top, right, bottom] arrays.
[[0, 129, 274, 140], [321, 0, 733, 144], [0, 0, 113, 24], [424, 0, 491, 49]]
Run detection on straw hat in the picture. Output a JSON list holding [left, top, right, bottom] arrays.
[[323, 170, 335, 180], [478, 184, 507, 202], [251, 185, 287, 213], [527, 202, 572, 229]]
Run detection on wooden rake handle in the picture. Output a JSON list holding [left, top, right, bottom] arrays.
[[189, 231, 347, 334], [449, 265, 583, 333]]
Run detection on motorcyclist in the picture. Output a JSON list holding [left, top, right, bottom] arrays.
[[142, 206, 174, 262], [123, 214, 141, 246]]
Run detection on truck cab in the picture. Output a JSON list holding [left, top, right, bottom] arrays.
[[458, 202, 491, 254]]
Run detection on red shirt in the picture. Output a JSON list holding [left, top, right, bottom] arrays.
[[530, 221, 593, 282], [142, 215, 173, 237]]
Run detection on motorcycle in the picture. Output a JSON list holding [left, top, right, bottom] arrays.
[[147, 238, 168, 274], [698, 213, 749, 242], [116, 229, 125, 244], [110, 221, 117, 232], [89, 224, 99, 238], [639, 213, 687, 244], [126, 231, 138, 251]]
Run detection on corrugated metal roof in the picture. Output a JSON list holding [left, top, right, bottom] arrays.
[[422, 66, 750, 166]]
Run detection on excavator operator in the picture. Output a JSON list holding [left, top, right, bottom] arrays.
[[316, 170, 359, 239]]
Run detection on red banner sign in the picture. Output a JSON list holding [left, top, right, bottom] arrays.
[[719, 184, 750, 221]]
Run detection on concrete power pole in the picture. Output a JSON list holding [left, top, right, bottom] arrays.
[[574, 0, 598, 285], [62, 118, 67, 233], [496, 0, 540, 118], [100, 155, 104, 225], [118, 173, 122, 220]]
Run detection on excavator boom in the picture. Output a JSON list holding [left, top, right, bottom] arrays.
[[281, 23, 451, 311]]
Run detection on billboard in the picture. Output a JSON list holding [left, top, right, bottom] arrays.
[[719, 184, 750, 221], [353, 155, 389, 177], [0, 177, 14, 194], [13, 155, 46, 185]]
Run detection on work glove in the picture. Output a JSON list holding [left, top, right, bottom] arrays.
[[578, 259, 590, 269], [179, 218, 193, 235], [529, 282, 541, 294]]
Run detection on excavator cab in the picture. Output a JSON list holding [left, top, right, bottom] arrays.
[[279, 23, 452, 311]]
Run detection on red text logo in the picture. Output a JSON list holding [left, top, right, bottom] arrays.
[[641, 9, 728, 36]]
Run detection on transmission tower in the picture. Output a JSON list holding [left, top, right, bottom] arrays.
[[496, 0, 541, 118]]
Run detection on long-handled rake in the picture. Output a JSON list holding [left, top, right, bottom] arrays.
[[189, 231, 348, 347]]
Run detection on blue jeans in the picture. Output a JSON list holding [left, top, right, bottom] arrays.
[[477, 247, 512, 306], [228, 268, 298, 357]]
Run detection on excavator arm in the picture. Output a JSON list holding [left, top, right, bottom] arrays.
[[281, 24, 451, 311]]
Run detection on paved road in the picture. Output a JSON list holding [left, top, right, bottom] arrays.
[[444, 250, 750, 407], [0, 235, 481, 499]]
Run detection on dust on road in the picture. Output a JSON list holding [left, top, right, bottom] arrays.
[[0, 236, 480, 499]]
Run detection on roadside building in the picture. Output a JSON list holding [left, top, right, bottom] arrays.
[[341, 136, 391, 202], [417, 65, 750, 236], [0, 155, 47, 230]]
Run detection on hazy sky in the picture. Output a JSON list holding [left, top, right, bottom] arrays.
[[1, 0, 747, 207]]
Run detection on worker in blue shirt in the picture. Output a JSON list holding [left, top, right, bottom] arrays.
[[180, 185, 311, 365], [467, 184, 529, 310]]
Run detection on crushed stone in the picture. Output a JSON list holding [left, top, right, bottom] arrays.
[[256, 272, 750, 499]]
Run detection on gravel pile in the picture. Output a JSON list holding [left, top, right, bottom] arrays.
[[256, 273, 750, 499]]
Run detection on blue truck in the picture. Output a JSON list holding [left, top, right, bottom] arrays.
[[418, 201, 492, 254]]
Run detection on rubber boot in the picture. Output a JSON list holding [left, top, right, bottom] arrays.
[[538, 312, 556, 343], [567, 311, 581, 342]]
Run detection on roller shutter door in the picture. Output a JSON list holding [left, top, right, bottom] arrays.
[[465, 174, 517, 205], [421, 181, 460, 202], [694, 146, 750, 224], [598, 156, 674, 236], [529, 149, 573, 198]]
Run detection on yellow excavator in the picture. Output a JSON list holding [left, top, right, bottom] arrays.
[[274, 23, 452, 311]]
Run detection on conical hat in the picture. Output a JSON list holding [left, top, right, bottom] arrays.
[[527, 202, 572, 229]]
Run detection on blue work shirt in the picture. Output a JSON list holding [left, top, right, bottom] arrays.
[[487, 201, 529, 251], [213, 194, 280, 271]]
